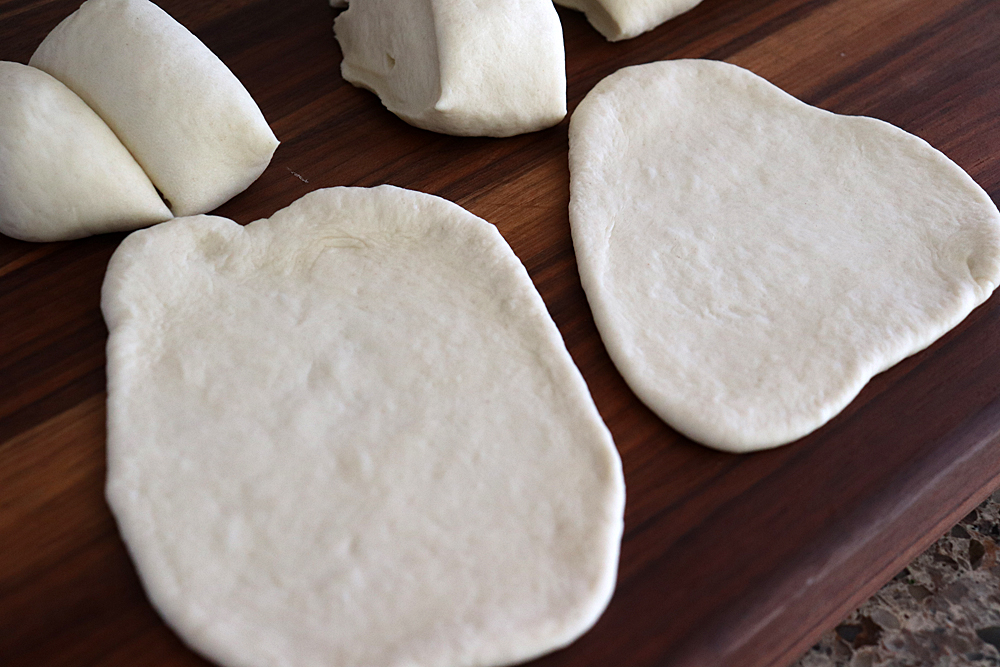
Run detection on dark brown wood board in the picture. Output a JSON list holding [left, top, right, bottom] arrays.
[[2, 0, 999, 666]]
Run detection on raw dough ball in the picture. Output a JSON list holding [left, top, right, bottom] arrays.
[[31, 0, 279, 217], [555, 0, 704, 41], [334, 0, 566, 136], [0, 62, 170, 242], [103, 186, 624, 667], [568, 60, 1000, 453]]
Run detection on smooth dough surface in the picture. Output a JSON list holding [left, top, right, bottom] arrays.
[[103, 186, 624, 667], [334, 0, 566, 136], [568, 60, 1000, 453], [0, 62, 170, 242], [31, 0, 278, 217], [555, 0, 703, 41]]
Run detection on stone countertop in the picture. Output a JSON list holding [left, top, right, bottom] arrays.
[[793, 491, 1000, 667]]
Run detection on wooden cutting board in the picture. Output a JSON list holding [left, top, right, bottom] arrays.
[[2, 1, 999, 666]]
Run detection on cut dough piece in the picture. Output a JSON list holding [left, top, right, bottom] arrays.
[[334, 0, 566, 136], [0, 62, 171, 242], [31, 0, 278, 217], [568, 60, 1000, 453], [103, 186, 624, 667], [555, 0, 704, 41]]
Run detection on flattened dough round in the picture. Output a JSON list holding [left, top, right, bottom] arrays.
[[555, 0, 703, 41], [31, 0, 278, 217], [568, 60, 1000, 453], [103, 186, 624, 667], [334, 0, 566, 136], [0, 62, 170, 242]]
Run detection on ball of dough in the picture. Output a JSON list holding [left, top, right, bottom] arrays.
[[103, 186, 624, 667], [31, 0, 279, 217], [555, 0, 704, 41], [568, 60, 1000, 452], [334, 0, 567, 136], [0, 61, 171, 242]]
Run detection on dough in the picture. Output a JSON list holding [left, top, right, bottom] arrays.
[[31, 0, 279, 217], [103, 186, 624, 667], [568, 60, 1000, 453], [0, 62, 170, 242], [334, 0, 566, 136], [555, 0, 704, 41]]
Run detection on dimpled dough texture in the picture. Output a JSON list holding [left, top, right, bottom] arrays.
[[554, 0, 704, 41], [31, 0, 278, 217], [0, 62, 170, 242], [102, 186, 625, 667], [568, 60, 1000, 453], [334, 0, 566, 136]]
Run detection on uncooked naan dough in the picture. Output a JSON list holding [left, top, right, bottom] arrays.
[[555, 0, 704, 41], [103, 186, 624, 667], [568, 60, 1000, 453], [31, 0, 278, 217], [334, 0, 566, 136], [0, 62, 171, 242]]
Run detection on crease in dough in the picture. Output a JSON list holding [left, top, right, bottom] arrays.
[[31, 0, 279, 217], [0, 61, 171, 242]]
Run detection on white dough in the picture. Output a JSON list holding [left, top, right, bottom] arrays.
[[334, 0, 566, 137], [103, 186, 624, 667], [555, 0, 703, 41], [0, 62, 171, 242], [568, 60, 1000, 453], [31, 0, 279, 217]]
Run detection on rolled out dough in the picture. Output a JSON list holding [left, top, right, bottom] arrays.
[[333, 0, 566, 136], [0, 62, 171, 242], [31, 0, 278, 217], [102, 185, 625, 667], [555, 0, 704, 41], [568, 60, 1000, 453]]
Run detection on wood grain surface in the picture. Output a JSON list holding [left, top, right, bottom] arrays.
[[2, 1, 999, 666]]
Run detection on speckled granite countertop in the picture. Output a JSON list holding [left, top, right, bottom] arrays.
[[793, 491, 1000, 667]]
